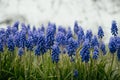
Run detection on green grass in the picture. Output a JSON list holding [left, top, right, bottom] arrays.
[[0, 47, 120, 80]]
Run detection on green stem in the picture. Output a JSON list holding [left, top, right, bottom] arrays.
[[0, 53, 1, 76], [56, 63, 60, 80], [110, 54, 114, 70]]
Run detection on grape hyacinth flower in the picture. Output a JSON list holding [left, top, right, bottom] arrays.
[[115, 37, 120, 49], [13, 21, 19, 30], [18, 47, 24, 56], [108, 37, 117, 54], [51, 43, 61, 63], [80, 39, 90, 63], [7, 35, 15, 51], [35, 32, 46, 56], [91, 35, 99, 48], [100, 42, 107, 55], [66, 27, 73, 44], [46, 25, 55, 49], [77, 27, 84, 45], [58, 26, 66, 34], [74, 21, 79, 35], [74, 69, 78, 77], [41, 24, 45, 32], [86, 30, 93, 42], [56, 31, 66, 46], [111, 20, 118, 36], [0, 40, 3, 52], [67, 37, 78, 57], [98, 26, 104, 39], [93, 46, 99, 60], [14, 32, 20, 48], [5, 26, 12, 38], [19, 31, 26, 49], [26, 36, 34, 51]]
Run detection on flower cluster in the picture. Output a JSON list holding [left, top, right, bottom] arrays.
[[0, 20, 120, 64]]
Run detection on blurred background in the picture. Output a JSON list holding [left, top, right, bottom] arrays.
[[0, 0, 120, 43]]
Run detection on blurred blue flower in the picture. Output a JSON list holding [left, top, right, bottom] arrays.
[[80, 39, 90, 63], [46, 25, 55, 49], [18, 47, 24, 56], [19, 31, 27, 48], [66, 27, 73, 44], [74, 69, 78, 77], [100, 42, 107, 55], [56, 31, 66, 46], [115, 37, 120, 49], [51, 44, 61, 63], [111, 20, 118, 36], [13, 21, 19, 30], [67, 37, 78, 57], [109, 37, 117, 54], [7, 35, 15, 51], [26, 36, 34, 51], [86, 30, 93, 42], [41, 24, 45, 32], [58, 26, 66, 34], [91, 35, 99, 48], [74, 21, 79, 34], [0, 40, 3, 52], [14, 32, 20, 48], [77, 27, 84, 44], [93, 46, 99, 60], [98, 26, 104, 39], [35, 32, 46, 55]]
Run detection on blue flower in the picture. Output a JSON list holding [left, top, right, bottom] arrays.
[[91, 35, 99, 48], [100, 42, 107, 55], [66, 27, 73, 44], [67, 37, 78, 57], [32, 26, 36, 33], [0, 40, 3, 52], [48, 22, 56, 34], [74, 21, 79, 34], [13, 21, 19, 30], [117, 48, 120, 61], [14, 32, 20, 48], [46, 25, 55, 49], [108, 37, 117, 54], [7, 35, 15, 51], [111, 20, 118, 36], [51, 44, 61, 63], [77, 27, 84, 44], [21, 23, 27, 34], [35, 32, 46, 55], [41, 24, 45, 32], [32, 31, 39, 46], [18, 47, 24, 56], [11, 26, 17, 35], [80, 39, 90, 63], [98, 26, 104, 39], [5, 26, 12, 38], [58, 26, 66, 34], [86, 30, 93, 42], [26, 36, 34, 51], [93, 46, 99, 60], [56, 31, 66, 46], [115, 37, 120, 49], [73, 70, 78, 77], [35, 46, 40, 56], [19, 31, 27, 48]]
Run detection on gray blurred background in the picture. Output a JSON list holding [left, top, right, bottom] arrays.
[[0, 0, 120, 43]]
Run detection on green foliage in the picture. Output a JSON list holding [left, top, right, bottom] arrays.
[[0, 48, 120, 80]]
